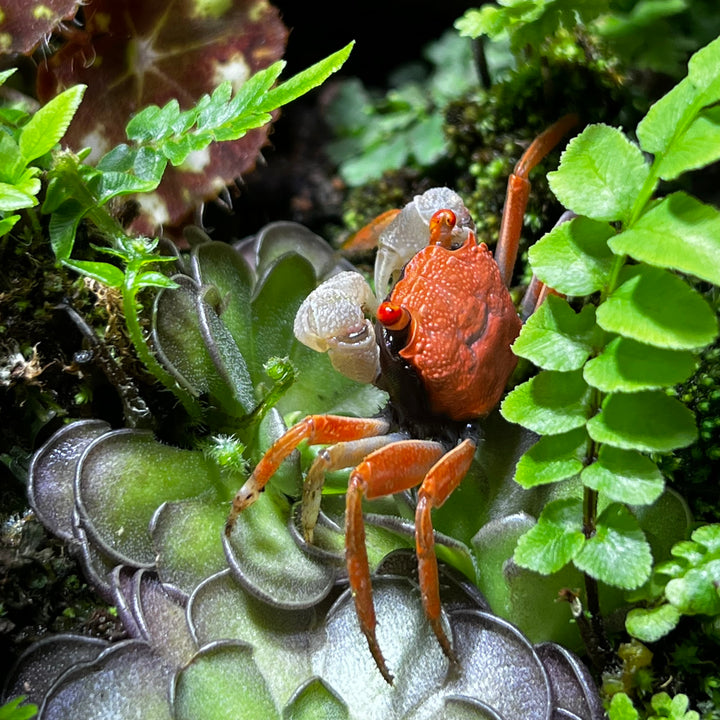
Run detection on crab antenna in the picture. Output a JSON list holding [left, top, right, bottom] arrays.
[[428, 208, 456, 249], [495, 113, 578, 287]]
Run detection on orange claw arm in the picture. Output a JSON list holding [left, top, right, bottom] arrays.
[[346, 439, 444, 684], [495, 114, 578, 287], [225, 415, 389, 535]]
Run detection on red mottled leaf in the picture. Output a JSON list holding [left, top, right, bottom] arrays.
[[0, 0, 81, 54], [37, 0, 288, 230]]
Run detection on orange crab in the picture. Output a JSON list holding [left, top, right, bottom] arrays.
[[225, 115, 577, 683]]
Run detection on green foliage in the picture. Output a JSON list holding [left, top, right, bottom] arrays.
[[0, 697, 37, 720], [500, 36, 720, 593], [0, 70, 84, 237], [608, 691, 699, 720], [326, 31, 478, 186], [1, 43, 354, 421], [455, 0, 717, 76], [626, 524, 720, 642]]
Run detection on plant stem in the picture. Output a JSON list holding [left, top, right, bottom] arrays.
[[122, 269, 202, 420]]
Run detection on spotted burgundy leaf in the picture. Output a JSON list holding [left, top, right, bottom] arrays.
[[37, 0, 288, 230], [0, 0, 81, 54]]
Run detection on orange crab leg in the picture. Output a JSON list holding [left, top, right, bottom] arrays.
[[346, 439, 445, 684], [415, 438, 476, 659], [495, 113, 578, 287], [225, 415, 390, 535]]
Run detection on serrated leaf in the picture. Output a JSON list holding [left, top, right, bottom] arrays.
[[581, 446, 664, 505], [548, 124, 650, 223], [637, 36, 720, 156], [513, 498, 585, 574], [528, 216, 616, 295], [587, 391, 697, 452], [625, 603, 681, 643], [259, 42, 354, 113], [609, 192, 720, 285], [690, 524, 720, 553], [596, 265, 718, 350], [500, 369, 592, 435], [514, 427, 588, 488], [574, 503, 652, 589], [126, 100, 181, 142], [583, 336, 697, 393], [654, 106, 720, 181], [512, 294, 598, 371], [19, 84, 86, 164]]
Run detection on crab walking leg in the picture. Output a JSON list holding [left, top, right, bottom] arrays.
[[225, 415, 390, 535], [302, 433, 407, 543], [495, 113, 578, 287], [346, 439, 445, 684], [415, 438, 476, 660]]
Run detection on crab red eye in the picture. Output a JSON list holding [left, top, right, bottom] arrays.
[[428, 209, 457, 248], [377, 301, 410, 331]]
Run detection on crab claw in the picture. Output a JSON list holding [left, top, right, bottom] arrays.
[[374, 187, 474, 299], [294, 271, 380, 384]]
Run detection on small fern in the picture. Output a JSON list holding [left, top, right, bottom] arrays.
[[500, 36, 720, 605]]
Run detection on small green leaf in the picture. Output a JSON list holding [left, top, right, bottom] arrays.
[[548, 124, 650, 223], [574, 503, 652, 589], [690, 524, 720, 553], [581, 446, 664, 505], [48, 200, 87, 261], [0, 68, 16, 86], [529, 216, 616, 295], [135, 271, 179, 290], [654, 106, 720, 181], [513, 498, 586, 574], [19, 85, 86, 163], [608, 692, 639, 720], [596, 265, 718, 350], [63, 259, 125, 288], [500, 369, 592, 435], [514, 427, 587, 488], [625, 603, 681, 642], [512, 295, 598, 371], [587, 391, 697, 453], [0, 215, 20, 237], [665, 562, 720, 616], [0, 181, 37, 212], [260, 42, 354, 113], [583, 336, 697, 393], [609, 192, 720, 286]]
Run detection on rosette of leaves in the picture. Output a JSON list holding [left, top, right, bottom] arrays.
[[499, 36, 720, 627], [36, 0, 289, 230], [3, 549, 605, 719]]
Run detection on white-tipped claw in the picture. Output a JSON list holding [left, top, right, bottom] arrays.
[[294, 271, 381, 384]]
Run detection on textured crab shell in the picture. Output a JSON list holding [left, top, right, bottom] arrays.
[[390, 232, 522, 420]]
